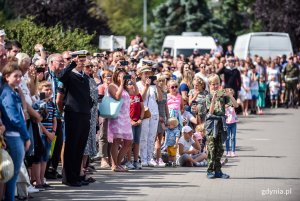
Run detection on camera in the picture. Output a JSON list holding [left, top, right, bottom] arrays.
[[70, 50, 89, 58], [36, 67, 45, 73], [149, 76, 157, 85], [123, 75, 131, 80], [32, 100, 49, 120], [93, 53, 104, 57], [217, 89, 226, 97], [120, 60, 129, 66]]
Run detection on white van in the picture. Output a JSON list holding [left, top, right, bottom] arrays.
[[161, 34, 217, 57], [234, 32, 293, 59]]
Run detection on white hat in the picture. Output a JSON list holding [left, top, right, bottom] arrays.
[[0, 30, 6, 36], [182, 126, 193, 133]]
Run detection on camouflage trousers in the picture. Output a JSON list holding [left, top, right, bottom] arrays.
[[207, 131, 224, 173], [285, 81, 298, 106]]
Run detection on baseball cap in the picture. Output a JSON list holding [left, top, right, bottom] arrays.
[[0, 30, 6, 36], [193, 132, 203, 140], [182, 126, 193, 133]]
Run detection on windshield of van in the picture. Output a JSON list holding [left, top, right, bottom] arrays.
[[249, 35, 291, 51], [177, 49, 211, 57]]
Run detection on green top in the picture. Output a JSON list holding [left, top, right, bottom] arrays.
[[206, 93, 231, 116]]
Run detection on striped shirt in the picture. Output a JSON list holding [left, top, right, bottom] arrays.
[[41, 100, 57, 133]]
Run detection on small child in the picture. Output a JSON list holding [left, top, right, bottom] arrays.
[[257, 76, 267, 114], [125, 79, 144, 170], [194, 124, 207, 154], [269, 76, 280, 108], [38, 81, 57, 188], [205, 74, 238, 179], [163, 118, 180, 167], [225, 93, 238, 157]]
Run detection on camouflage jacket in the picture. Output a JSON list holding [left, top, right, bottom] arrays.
[[282, 64, 300, 82]]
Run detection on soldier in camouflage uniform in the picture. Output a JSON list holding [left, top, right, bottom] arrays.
[[282, 57, 300, 108], [205, 74, 238, 179]]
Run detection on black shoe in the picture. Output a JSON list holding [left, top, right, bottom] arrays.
[[62, 181, 82, 187], [45, 172, 57, 179], [56, 173, 62, 179], [80, 181, 89, 186]]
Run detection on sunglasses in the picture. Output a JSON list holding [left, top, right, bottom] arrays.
[[105, 76, 112, 79], [170, 85, 178, 89], [64, 57, 72, 61], [127, 81, 133, 85]]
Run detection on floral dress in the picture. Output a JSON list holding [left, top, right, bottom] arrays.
[[188, 89, 209, 121], [84, 78, 98, 156], [108, 89, 133, 143]]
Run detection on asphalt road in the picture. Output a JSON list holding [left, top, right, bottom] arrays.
[[32, 108, 300, 201]]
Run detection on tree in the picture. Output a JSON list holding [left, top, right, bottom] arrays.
[[1, 0, 110, 36], [150, 0, 220, 52], [254, 0, 300, 50], [2, 17, 97, 56]]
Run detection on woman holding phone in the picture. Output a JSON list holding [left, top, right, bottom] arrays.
[[188, 77, 208, 124]]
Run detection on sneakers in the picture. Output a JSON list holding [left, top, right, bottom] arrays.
[[226, 152, 231, 157], [231, 152, 236, 157], [148, 159, 158, 167], [124, 161, 135, 170], [157, 158, 166, 167], [27, 184, 39, 193], [194, 161, 206, 167], [207, 172, 215, 179], [221, 158, 228, 165], [133, 161, 142, 169], [215, 172, 230, 179], [141, 161, 148, 167], [100, 160, 111, 169]]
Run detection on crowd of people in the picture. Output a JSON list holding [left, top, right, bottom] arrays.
[[0, 30, 299, 200]]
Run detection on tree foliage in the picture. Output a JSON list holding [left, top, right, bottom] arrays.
[[1, 0, 110, 36], [254, 0, 300, 50], [2, 17, 97, 56], [150, 0, 219, 52]]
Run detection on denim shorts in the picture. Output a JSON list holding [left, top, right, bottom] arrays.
[[41, 135, 52, 162], [178, 153, 203, 166], [270, 94, 278, 100], [132, 124, 142, 144]]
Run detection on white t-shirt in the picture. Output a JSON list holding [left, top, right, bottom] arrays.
[[267, 68, 280, 82], [19, 74, 33, 106], [136, 81, 159, 115], [181, 111, 194, 125], [269, 81, 280, 95], [178, 136, 195, 153]]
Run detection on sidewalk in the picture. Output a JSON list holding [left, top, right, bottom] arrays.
[[32, 108, 300, 201]]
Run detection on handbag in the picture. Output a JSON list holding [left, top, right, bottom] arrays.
[[142, 88, 152, 120], [98, 87, 124, 118], [0, 145, 14, 183]]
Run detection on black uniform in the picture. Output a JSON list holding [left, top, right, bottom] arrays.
[[58, 61, 92, 185]]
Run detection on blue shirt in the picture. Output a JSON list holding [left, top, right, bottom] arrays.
[[165, 127, 180, 146]]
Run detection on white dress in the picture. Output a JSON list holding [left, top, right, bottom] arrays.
[[241, 74, 252, 100]]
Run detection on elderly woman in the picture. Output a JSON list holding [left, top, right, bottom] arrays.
[[136, 65, 162, 167], [81, 61, 98, 179]]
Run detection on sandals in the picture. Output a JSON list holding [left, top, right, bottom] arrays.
[[111, 165, 128, 172]]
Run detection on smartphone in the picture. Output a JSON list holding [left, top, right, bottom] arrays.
[[192, 100, 198, 106], [149, 76, 157, 85], [40, 92, 46, 100], [123, 75, 131, 80], [120, 60, 129, 66], [36, 67, 45, 73]]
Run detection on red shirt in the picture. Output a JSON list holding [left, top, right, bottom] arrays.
[[130, 93, 143, 121]]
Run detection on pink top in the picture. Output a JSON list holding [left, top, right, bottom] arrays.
[[225, 106, 238, 124], [167, 93, 181, 110]]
